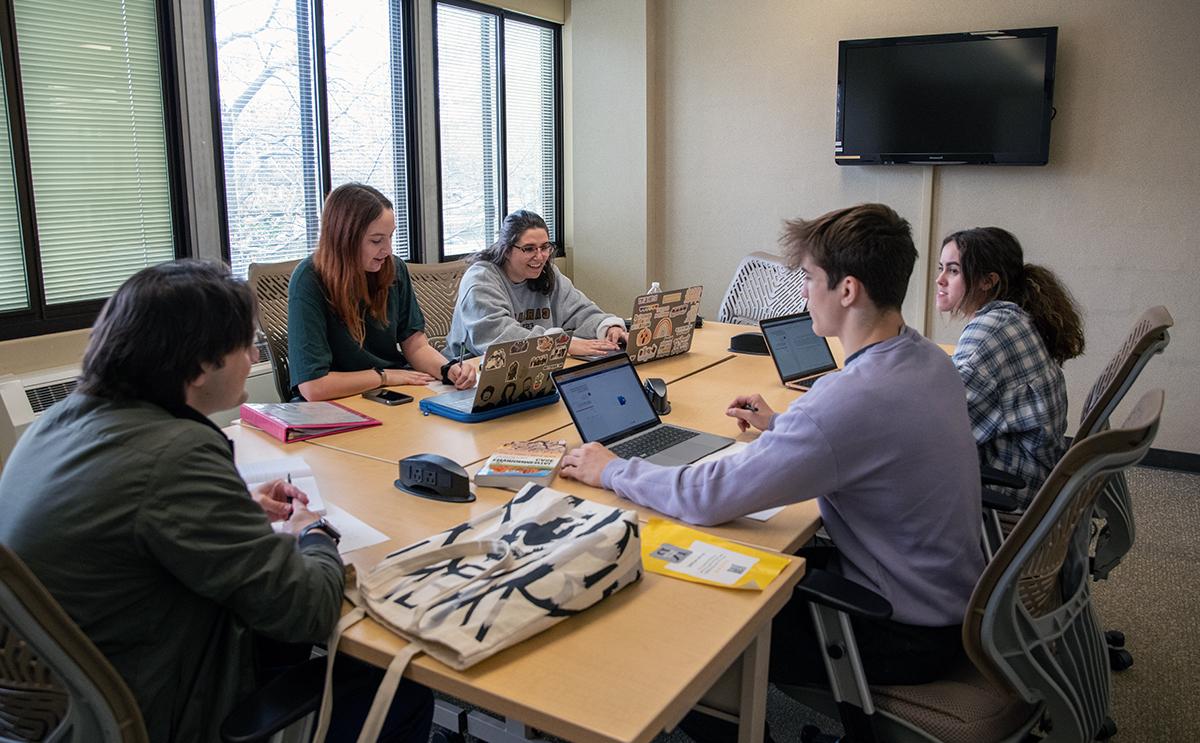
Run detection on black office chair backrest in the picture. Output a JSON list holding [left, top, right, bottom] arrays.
[[0, 545, 149, 742], [963, 389, 1162, 742]]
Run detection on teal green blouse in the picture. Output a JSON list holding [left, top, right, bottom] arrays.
[[287, 256, 426, 398]]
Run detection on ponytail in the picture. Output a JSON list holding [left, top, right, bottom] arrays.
[[1021, 264, 1085, 364], [944, 227, 1085, 364]]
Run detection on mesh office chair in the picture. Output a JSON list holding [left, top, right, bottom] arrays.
[[408, 260, 469, 351], [1, 545, 327, 743], [1072, 305, 1173, 671], [247, 259, 303, 402], [716, 251, 807, 325], [0, 545, 148, 742], [781, 388, 1163, 743]]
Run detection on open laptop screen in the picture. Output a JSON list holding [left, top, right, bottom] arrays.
[[759, 312, 837, 383], [553, 355, 659, 444]]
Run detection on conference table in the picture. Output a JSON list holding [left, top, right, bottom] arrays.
[[228, 321, 824, 743]]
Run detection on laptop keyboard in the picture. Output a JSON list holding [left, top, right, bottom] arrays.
[[438, 389, 476, 412], [611, 426, 699, 460]]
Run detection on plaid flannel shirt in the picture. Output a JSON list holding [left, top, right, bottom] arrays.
[[953, 301, 1069, 505]]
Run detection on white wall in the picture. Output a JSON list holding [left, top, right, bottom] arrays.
[[571, 0, 1200, 454], [569, 0, 652, 302]]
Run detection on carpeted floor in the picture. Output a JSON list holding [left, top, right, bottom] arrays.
[[437, 465, 1200, 742], [1091, 466, 1200, 741]]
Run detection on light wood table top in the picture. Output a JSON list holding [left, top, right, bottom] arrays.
[[301, 323, 740, 465], [226, 422, 805, 743]]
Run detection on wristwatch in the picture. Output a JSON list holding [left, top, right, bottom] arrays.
[[439, 360, 455, 385], [298, 517, 342, 545], [373, 367, 387, 388]]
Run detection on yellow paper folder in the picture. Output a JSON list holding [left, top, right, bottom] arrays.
[[641, 518, 790, 590]]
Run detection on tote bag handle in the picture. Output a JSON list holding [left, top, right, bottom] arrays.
[[314, 539, 512, 743]]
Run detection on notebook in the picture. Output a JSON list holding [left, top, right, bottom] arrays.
[[552, 353, 732, 466], [420, 332, 571, 422], [759, 312, 839, 391], [624, 286, 704, 364]]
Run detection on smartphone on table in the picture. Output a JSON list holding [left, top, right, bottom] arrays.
[[362, 388, 414, 406]]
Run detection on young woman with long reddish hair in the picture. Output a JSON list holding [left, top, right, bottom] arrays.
[[287, 183, 475, 401]]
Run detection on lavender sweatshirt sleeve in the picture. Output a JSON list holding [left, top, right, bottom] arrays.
[[600, 403, 838, 526]]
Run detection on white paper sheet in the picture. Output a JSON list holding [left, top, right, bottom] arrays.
[[238, 455, 325, 514], [271, 504, 388, 556]]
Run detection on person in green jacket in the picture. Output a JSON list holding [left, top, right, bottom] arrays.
[[0, 260, 433, 742]]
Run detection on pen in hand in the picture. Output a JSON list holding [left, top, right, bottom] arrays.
[[286, 473, 294, 508], [742, 403, 759, 413]]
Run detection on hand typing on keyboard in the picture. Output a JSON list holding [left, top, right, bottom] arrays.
[[560, 442, 618, 488]]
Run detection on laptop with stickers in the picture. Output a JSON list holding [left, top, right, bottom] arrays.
[[420, 332, 571, 422]]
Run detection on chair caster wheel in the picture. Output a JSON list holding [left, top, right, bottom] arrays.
[[1109, 646, 1133, 671], [1105, 629, 1126, 647], [1095, 716, 1118, 740]]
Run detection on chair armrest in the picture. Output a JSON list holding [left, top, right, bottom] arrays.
[[982, 488, 1021, 513], [221, 657, 326, 743], [980, 465, 1026, 490], [795, 568, 893, 621]]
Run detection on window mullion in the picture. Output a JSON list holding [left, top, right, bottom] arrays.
[[0, 0, 40, 317]]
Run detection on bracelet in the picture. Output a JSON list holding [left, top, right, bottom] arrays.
[[374, 367, 387, 388]]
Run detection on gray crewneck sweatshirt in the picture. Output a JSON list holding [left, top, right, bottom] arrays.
[[446, 261, 624, 357]]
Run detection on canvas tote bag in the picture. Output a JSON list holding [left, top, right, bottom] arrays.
[[313, 483, 643, 743]]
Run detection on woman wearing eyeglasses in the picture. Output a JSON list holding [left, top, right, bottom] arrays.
[[446, 210, 628, 358], [287, 183, 476, 401]]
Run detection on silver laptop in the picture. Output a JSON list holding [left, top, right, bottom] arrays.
[[759, 312, 839, 391], [552, 354, 733, 465], [624, 286, 703, 363], [579, 285, 704, 363]]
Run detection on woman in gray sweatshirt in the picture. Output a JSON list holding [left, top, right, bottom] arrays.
[[446, 210, 628, 358]]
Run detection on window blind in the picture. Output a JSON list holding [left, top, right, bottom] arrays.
[[12, 0, 174, 305], [437, 3, 500, 256], [214, 0, 321, 278], [0, 54, 27, 312], [324, 0, 411, 259], [503, 18, 556, 241]]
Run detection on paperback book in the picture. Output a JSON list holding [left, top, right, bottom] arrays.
[[474, 440, 568, 490]]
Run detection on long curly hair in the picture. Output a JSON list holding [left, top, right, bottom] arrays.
[[470, 210, 556, 295], [313, 183, 395, 345], [943, 227, 1085, 364]]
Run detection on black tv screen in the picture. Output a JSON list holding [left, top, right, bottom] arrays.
[[835, 27, 1057, 165]]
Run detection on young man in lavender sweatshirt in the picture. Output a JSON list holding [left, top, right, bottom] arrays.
[[562, 204, 984, 723]]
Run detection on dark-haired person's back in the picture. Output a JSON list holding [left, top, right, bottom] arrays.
[[0, 259, 431, 743]]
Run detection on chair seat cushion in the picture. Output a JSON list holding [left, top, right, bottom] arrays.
[[872, 662, 1037, 743]]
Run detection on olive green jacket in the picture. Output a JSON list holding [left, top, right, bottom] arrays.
[[0, 393, 344, 742]]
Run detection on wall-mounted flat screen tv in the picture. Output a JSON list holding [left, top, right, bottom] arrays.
[[835, 27, 1058, 165]]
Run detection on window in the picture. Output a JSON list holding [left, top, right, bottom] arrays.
[[213, 0, 416, 278], [0, 0, 178, 339], [435, 1, 560, 258]]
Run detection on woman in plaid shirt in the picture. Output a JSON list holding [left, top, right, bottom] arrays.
[[935, 227, 1085, 504]]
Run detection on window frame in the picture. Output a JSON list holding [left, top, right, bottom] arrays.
[[0, 0, 189, 341], [207, 0, 423, 267], [431, 0, 563, 262]]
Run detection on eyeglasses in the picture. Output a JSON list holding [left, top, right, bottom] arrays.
[[513, 242, 555, 256]]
